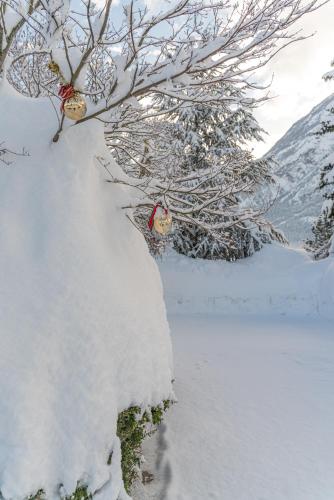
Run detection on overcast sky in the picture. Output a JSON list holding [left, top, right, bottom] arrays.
[[252, 1, 334, 157], [103, 1, 334, 157], [141, 0, 334, 156]]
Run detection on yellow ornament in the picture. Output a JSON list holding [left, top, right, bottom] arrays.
[[154, 209, 172, 235], [48, 61, 60, 74], [63, 92, 87, 121]]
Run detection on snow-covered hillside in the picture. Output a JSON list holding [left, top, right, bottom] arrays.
[[265, 93, 334, 242]]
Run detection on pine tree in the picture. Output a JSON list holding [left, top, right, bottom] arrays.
[[305, 60, 334, 259], [305, 160, 334, 259], [155, 96, 280, 261], [108, 91, 284, 261]]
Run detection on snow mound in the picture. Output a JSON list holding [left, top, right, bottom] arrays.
[[0, 83, 173, 499], [159, 244, 334, 318]]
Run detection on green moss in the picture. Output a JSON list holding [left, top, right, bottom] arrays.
[[2, 400, 172, 500], [27, 489, 45, 500], [62, 484, 92, 500], [26, 483, 92, 500], [117, 400, 172, 494]]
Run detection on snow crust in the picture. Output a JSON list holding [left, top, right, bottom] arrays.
[[0, 82, 173, 499], [133, 246, 334, 500], [159, 244, 334, 318], [143, 314, 334, 500]]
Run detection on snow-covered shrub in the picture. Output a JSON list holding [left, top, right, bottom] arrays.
[[0, 86, 173, 499]]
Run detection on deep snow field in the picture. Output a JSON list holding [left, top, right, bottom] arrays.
[[133, 244, 334, 500]]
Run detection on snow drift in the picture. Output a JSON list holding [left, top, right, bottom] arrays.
[[159, 243, 334, 318], [0, 82, 173, 499]]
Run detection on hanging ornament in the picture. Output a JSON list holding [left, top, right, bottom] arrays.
[[48, 61, 61, 75], [48, 59, 87, 121], [59, 84, 87, 121], [148, 204, 172, 235]]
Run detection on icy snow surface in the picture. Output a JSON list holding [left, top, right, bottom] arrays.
[[0, 82, 173, 499], [133, 245, 334, 500]]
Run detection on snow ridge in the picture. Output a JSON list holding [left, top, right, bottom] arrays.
[[158, 245, 334, 319]]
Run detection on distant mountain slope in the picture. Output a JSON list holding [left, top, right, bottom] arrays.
[[266, 93, 334, 242]]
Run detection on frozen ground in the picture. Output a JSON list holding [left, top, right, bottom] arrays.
[[133, 245, 334, 500]]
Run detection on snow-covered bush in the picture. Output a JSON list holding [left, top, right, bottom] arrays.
[[0, 86, 173, 500]]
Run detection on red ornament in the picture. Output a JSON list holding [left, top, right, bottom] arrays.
[[148, 203, 162, 230], [148, 204, 172, 235], [58, 84, 75, 111]]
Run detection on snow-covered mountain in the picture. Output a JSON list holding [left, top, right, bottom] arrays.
[[266, 93, 334, 242]]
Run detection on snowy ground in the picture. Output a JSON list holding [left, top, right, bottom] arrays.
[[133, 245, 334, 500]]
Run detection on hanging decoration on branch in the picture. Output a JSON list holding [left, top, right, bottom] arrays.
[[48, 60, 87, 121], [148, 204, 173, 236], [59, 84, 87, 121], [48, 61, 61, 75]]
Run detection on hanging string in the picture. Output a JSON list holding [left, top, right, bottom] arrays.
[[58, 84, 75, 112], [148, 204, 169, 231], [148, 204, 161, 230]]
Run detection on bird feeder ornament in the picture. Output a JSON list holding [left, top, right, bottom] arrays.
[[148, 204, 173, 236]]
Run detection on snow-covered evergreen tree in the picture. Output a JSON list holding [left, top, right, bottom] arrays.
[[305, 61, 334, 259], [305, 159, 334, 259], [160, 97, 278, 260], [110, 92, 283, 260]]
